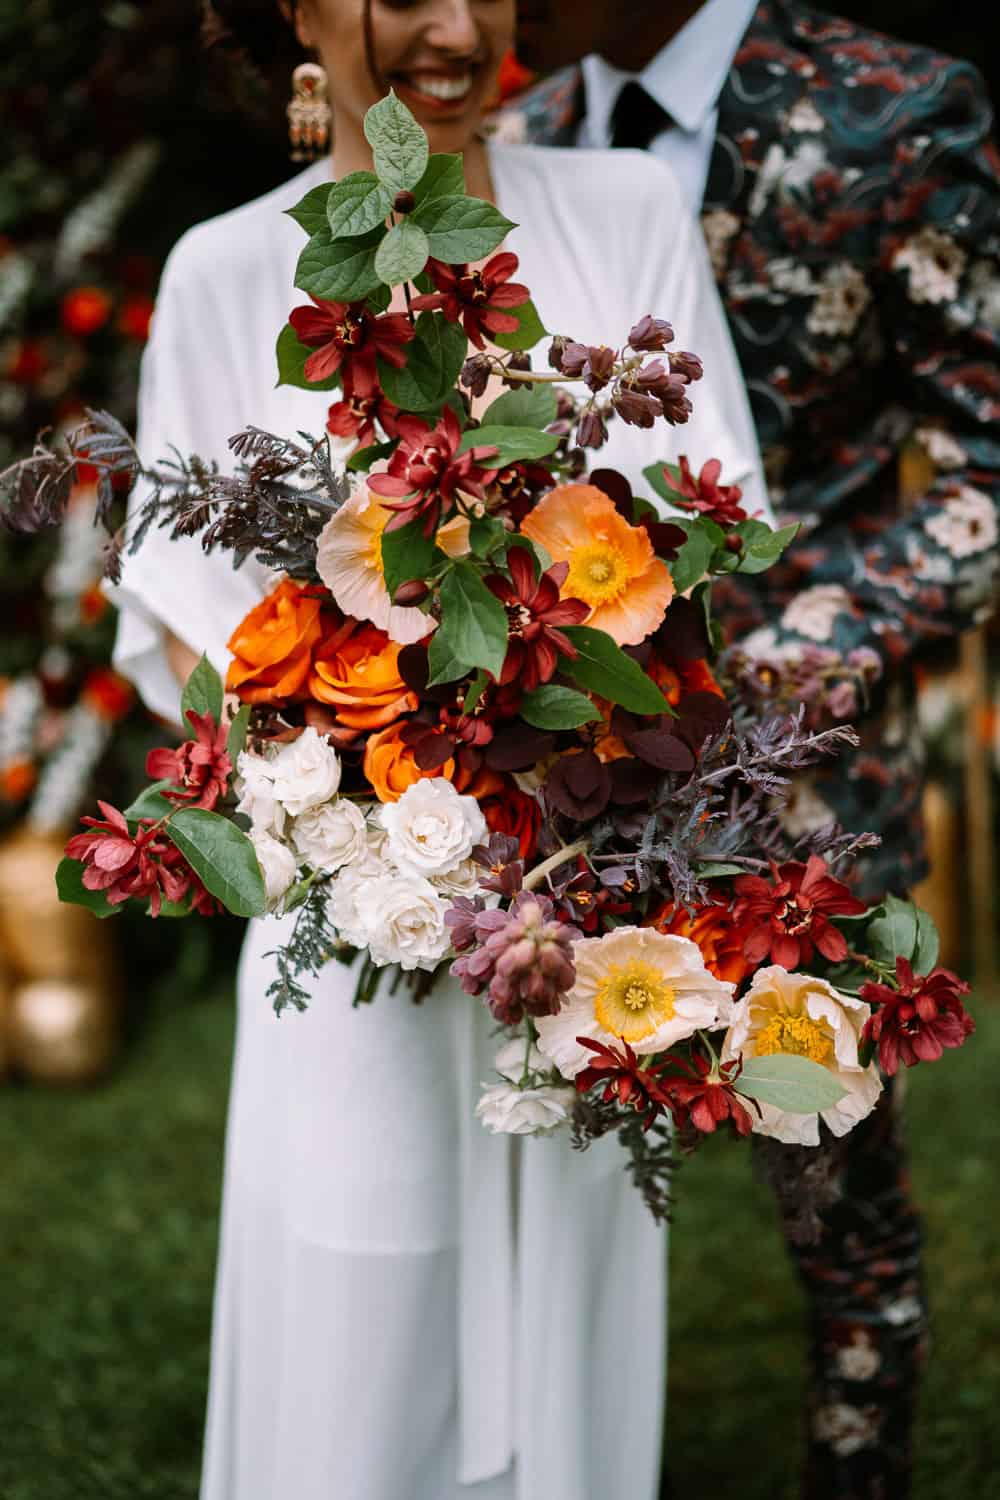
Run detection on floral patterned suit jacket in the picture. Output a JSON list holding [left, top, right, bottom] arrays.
[[503, 0, 1000, 901]]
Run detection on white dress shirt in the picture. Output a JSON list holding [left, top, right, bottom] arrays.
[[577, 0, 759, 210]]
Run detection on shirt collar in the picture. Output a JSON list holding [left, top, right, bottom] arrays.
[[581, 0, 758, 143]]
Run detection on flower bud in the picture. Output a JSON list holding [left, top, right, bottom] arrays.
[[576, 407, 608, 449], [393, 190, 416, 214], [558, 340, 590, 378], [547, 334, 570, 371], [393, 578, 430, 605], [669, 350, 704, 383], [461, 353, 492, 397], [724, 533, 744, 555], [612, 385, 662, 429], [582, 345, 615, 393], [628, 314, 675, 351]]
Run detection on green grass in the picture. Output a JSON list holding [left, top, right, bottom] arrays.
[[1, 986, 997, 1498]]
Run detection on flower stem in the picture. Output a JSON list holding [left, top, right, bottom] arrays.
[[522, 838, 589, 892]]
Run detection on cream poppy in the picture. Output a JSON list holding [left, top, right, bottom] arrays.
[[315, 486, 432, 646]]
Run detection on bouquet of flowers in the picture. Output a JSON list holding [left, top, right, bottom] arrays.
[[4, 96, 975, 1217]]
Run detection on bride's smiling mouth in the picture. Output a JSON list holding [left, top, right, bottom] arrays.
[[389, 68, 479, 115]]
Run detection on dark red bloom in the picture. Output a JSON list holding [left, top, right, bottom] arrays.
[[288, 295, 413, 385], [410, 252, 530, 350], [575, 1037, 671, 1128], [733, 854, 867, 969], [145, 710, 232, 810], [64, 802, 215, 917], [325, 363, 400, 449], [860, 957, 975, 1075], [486, 548, 588, 690], [669, 455, 748, 525], [660, 1052, 755, 1137], [367, 405, 494, 534]]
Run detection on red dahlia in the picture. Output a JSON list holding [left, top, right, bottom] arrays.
[[733, 854, 867, 969], [575, 1037, 671, 1128], [486, 548, 588, 690], [860, 957, 974, 1075], [410, 252, 530, 350], [661, 1052, 755, 1137], [288, 295, 413, 385], [368, 405, 494, 534], [146, 710, 232, 810], [64, 802, 216, 917]]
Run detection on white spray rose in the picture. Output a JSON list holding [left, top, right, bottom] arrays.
[[475, 1080, 575, 1136], [249, 828, 297, 910], [291, 798, 368, 873], [492, 1037, 552, 1083], [269, 727, 341, 816], [364, 873, 451, 971], [327, 865, 380, 949], [380, 777, 487, 877], [234, 749, 283, 835]]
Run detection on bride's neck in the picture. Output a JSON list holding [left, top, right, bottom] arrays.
[[329, 126, 494, 204]]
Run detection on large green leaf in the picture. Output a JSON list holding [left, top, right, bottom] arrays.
[[275, 323, 342, 393], [286, 182, 335, 236], [380, 516, 442, 599], [519, 684, 600, 730], [374, 219, 429, 286], [736, 520, 800, 575], [377, 311, 466, 411], [490, 298, 547, 352], [866, 894, 920, 969], [483, 381, 558, 428], [363, 90, 429, 192], [181, 654, 223, 725], [437, 562, 509, 680], [326, 171, 393, 239], [413, 152, 465, 206], [669, 523, 716, 594], [412, 194, 515, 261], [734, 1053, 848, 1113], [123, 780, 175, 822], [455, 424, 559, 465], [642, 461, 691, 510], [559, 626, 669, 716], [346, 438, 398, 473], [165, 809, 267, 918], [426, 630, 468, 687], [912, 905, 941, 974], [226, 703, 251, 766], [56, 858, 122, 918], [295, 226, 384, 303]]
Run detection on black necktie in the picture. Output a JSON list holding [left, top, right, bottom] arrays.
[[609, 81, 672, 151]]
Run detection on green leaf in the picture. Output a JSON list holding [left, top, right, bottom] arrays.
[[326, 171, 393, 238], [737, 521, 800, 576], [490, 298, 547, 352], [275, 322, 342, 393], [642, 461, 688, 508], [226, 703, 251, 765], [56, 858, 122, 918], [374, 219, 429, 286], [463, 669, 489, 715], [426, 629, 468, 687], [483, 381, 558, 428], [181, 654, 223, 725], [519, 684, 601, 730], [286, 182, 335, 236], [379, 516, 442, 599], [455, 424, 559, 465], [295, 226, 384, 303], [734, 1053, 848, 1113], [693, 861, 746, 879], [468, 513, 507, 558], [559, 626, 670, 716], [413, 152, 465, 205], [346, 438, 398, 473], [377, 311, 466, 412], [363, 90, 429, 192], [165, 809, 267, 918], [411, 194, 515, 261], [437, 562, 509, 680], [669, 524, 715, 595], [866, 894, 920, 969], [912, 905, 940, 974], [123, 780, 175, 822]]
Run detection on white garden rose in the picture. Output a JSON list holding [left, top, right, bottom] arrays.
[[429, 857, 485, 899], [380, 777, 487, 877], [475, 1080, 575, 1136], [492, 1037, 552, 1083], [234, 749, 283, 835], [291, 798, 368, 873], [365, 874, 452, 971], [249, 828, 297, 910], [269, 727, 341, 816], [327, 864, 381, 949]]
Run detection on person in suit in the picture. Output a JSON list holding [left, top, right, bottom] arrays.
[[502, 3, 1000, 1496]]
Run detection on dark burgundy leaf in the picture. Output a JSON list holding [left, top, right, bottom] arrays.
[[654, 597, 711, 662], [485, 725, 556, 772], [609, 759, 660, 803]]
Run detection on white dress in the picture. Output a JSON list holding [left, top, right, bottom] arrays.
[[110, 143, 768, 1500]]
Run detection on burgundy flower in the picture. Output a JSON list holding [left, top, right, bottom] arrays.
[[670, 455, 748, 525], [325, 364, 400, 449], [575, 1037, 671, 1128], [660, 1052, 755, 1137], [633, 360, 694, 424], [450, 891, 576, 1024], [368, 405, 494, 534], [733, 854, 867, 969], [860, 957, 975, 1075], [64, 802, 214, 917], [544, 749, 612, 822], [668, 350, 704, 384], [471, 831, 524, 897], [612, 384, 662, 429], [487, 461, 553, 525], [145, 710, 232, 810], [628, 315, 674, 352], [486, 549, 588, 691], [288, 295, 414, 385], [410, 252, 530, 351]]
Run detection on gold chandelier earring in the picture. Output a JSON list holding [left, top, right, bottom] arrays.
[[287, 62, 331, 162]]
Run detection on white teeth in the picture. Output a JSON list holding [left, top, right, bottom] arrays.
[[409, 73, 472, 101]]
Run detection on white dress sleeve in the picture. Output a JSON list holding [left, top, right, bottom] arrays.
[[107, 236, 271, 722]]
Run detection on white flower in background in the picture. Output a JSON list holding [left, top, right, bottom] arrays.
[[915, 425, 966, 470], [969, 257, 1000, 329], [328, 864, 381, 949], [807, 262, 872, 337], [291, 798, 368, 873], [380, 778, 488, 878], [835, 1332, 881, 1383], [892, 226, 967, 304], [775, 777, 836, 839], [701, 208, 741, 276], [787, 96, 824, 132], [475, 1079, 575, 1136], [234, 749, 284, 835], [769, 258, 816, 296], [781, 583, 852, 641], [364, 874, 451, 971], [812, 1403, 880, 1457], [249, 828, 298, 911], [269, 727, 341, 816], [924, 485, 998, 558], [535, 927, 734, 1081], [721, 965, 882, 1146]]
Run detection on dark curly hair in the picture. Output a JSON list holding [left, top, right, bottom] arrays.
[[202, 0, 382, 106]]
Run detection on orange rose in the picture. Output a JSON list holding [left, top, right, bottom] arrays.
[[649, 899, 752, 987], [308, 620, 417, 731], [454, 764, 506, 799], [648, 654, 723, 705], [226, 578, 327, 706], [481, 780, 542, 860], [364, 723, 456, 803]]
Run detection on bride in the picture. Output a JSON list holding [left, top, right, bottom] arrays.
[[110, 1, 768, 1496]]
